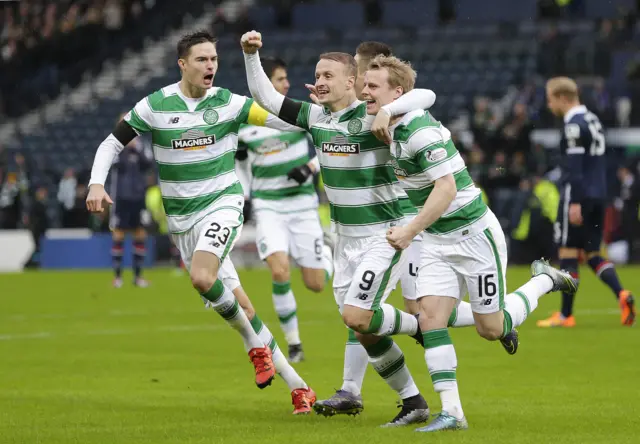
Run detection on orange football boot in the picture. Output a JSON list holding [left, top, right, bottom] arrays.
[[291, 387, 317, 415], [536, 312, 576, 327], [248, 347, 276, 389], [619, 290, 636, 326]]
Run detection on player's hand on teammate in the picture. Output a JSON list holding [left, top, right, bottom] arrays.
[[386, 225, 415, 250], [86, 184, 113, 213], [241, 30, 262, 54], [372, 108, 392, 145], [569, 203, 583, 226], [305, 84, 320, 104], [287, 164, 313, 185]]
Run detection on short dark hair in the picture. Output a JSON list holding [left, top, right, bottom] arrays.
[[356, 41, 393, 61], [261, 57, 287, 79], [177, 30, 217, 59], [319, 52, 357, 78]]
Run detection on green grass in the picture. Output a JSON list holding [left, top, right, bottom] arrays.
[[1, 266, 639, 444]]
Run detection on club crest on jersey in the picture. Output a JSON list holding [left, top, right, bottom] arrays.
[[171, 128, 215, 150], [321, 135, 360, 156], [426, 147, 447, 162], [203, 108, 219, 125], [347, 119, 363, 134]]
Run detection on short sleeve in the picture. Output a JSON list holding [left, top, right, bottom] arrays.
[[409, 127, 456, 182], [124, 96, 154, 135]]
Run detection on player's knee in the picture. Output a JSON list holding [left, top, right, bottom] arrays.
[[475, 323, 502, 341], [303, 273, 325, 293], [269, 258, 290, 283], [341, 308, 371, 333], [190, 268, 217, 294]]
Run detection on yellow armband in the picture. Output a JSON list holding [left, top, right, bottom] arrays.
[[247, 102, 269, 126]]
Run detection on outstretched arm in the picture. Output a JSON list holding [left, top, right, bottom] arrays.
[[86, 120, 138, 212], [242, 31, 319, 129], [88, 120, 136, 186]]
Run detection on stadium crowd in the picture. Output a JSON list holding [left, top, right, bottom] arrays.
[[2, 0, 640, 265]]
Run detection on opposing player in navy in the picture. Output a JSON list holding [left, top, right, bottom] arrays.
[[538, 77, 636, 327], [109, 113, 154, 288]]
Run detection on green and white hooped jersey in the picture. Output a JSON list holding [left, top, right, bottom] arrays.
[[238, 124, 318, 213], [390, 109, 490, 243], [124, 83, 252, 234], [293, 100, 407, 237]]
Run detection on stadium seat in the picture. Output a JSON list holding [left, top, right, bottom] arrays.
[[381, 1, 437, 27]]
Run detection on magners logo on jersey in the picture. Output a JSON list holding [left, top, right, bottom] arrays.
[[171, 129, 215, 151], [321, 135, 360, 156], [256, 138, 289, 155]]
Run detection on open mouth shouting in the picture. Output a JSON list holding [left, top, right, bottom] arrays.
[[365, 98, 377, 113], [316, 87, 329, 100], [203, 73, 214, 86]]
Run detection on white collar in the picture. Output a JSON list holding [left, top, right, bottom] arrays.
[[330, 100, 361, 119], [564, 104, 587, 123]]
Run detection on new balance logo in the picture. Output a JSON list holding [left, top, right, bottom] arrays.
[[357, 293, 369, 301], [168, 117, 180, 124]]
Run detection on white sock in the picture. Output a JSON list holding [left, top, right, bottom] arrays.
[[365, 337, 419, 399], [448, 301, 475, 327], [322, 244, 334, 280], [423, 328, 464, 420], [340, 329, 368, 396], [504, 275, 552, 328], [202, 280, 263, 351], [250, 314, 307, 390], [272, 281, 301, 346], [370, 303, 419, 336]]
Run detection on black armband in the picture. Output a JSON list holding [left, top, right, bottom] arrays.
[[279, 97, 303, 126], [113, 120, 138, 146]]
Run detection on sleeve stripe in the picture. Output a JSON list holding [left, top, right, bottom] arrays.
[[566, 147, 585, 155]]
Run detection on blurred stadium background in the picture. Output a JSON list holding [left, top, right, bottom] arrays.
[[2, 2, 640, 443], [1, 0, 640, 270]]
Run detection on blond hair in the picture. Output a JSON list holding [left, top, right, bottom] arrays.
[[367, 55, 416, 93], [546, 76, 579, 100], [319, 52, 357, 78]]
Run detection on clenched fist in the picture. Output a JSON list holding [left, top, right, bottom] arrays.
[[241, 30, 263, 54], [86, 184, 113, 213]]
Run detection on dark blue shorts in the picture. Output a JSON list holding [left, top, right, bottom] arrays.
[[110, 199, 145, 230], [555, 189, 604, 253]]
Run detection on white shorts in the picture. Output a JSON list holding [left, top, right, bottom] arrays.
[[417, 215, 508, 314], [255, 209, 325, 269], [399, 235, 421, 301], [333, 234, 407, 312], [171, 208, 243, 271]]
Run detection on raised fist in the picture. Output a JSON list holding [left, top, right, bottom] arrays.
[[241, 30, 263, 54]]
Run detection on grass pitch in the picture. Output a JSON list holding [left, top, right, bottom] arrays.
[[1, 266, 639, 443]]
